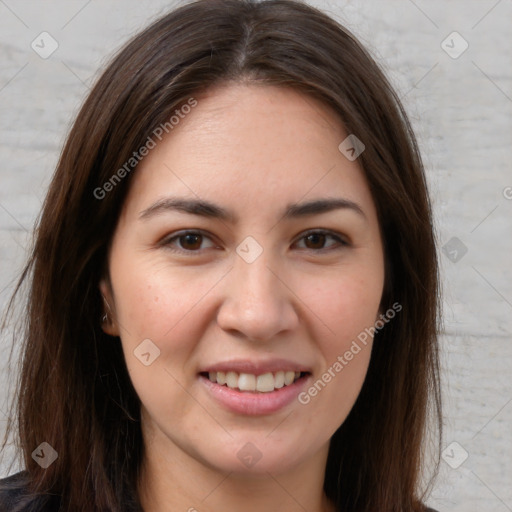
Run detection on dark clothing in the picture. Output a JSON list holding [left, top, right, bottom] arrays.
[[0, 472, 60, 512], [0, 471, 440, 511]]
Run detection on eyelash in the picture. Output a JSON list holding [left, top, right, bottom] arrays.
[[160, 229, 349, 255]]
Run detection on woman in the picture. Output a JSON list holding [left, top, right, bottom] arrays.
[[0, 0, 442, 510]]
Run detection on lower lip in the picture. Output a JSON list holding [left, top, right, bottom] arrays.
[[199, 374, 311, 416]]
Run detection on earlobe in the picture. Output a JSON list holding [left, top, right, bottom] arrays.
[[99, 278, 120, 337]]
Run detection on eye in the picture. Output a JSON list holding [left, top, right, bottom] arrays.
[[293, 230, 348, 252], [161, 230, 218, 254], [161, 229, 348, 255]]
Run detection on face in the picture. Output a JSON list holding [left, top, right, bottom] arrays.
[[100, 83, 385, 476]]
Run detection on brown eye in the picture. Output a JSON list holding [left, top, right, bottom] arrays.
[[162, 230, 217, 254], [178, 233, 203, 250], [162, 229, 347, 255], [304, 232, 327, 250], [294, 230, 348, 252]]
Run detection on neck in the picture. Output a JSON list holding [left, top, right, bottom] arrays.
[[138, 425, 336, 512]]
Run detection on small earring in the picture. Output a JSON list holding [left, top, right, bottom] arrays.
[[102, 313, 108, 324]]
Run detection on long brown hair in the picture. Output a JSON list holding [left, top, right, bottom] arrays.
[[1, 0, 442, 510]]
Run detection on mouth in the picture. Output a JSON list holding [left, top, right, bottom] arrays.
[[199, 370, 310, 393], [198, 368, 312, 415]]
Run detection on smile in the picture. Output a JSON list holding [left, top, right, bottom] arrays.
[[202, 370, 306, 393], [198, 369, 311, 415]]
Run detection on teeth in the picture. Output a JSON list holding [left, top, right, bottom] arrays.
[[256, 372, 275, 392], [205, 370, 304, 392], [284, 371, 295, 385], [226, 371, 238, 388], [274, 371, 285, 389], [238, 373, 256, 391]]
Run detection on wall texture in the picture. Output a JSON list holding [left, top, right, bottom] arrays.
[[0, 1, 511, 511]]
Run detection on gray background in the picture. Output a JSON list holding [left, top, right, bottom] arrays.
[[0, 1, 511, 511]]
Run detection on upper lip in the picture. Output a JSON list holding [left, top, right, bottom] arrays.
[[199, 358, 312, 376]]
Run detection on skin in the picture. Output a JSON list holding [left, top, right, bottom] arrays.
[[100, 82, 385, 512]]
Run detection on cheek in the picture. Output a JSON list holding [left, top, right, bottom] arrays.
[[293, 280, 378, 434], [295, 270, 381, 413], [298, 350, 371, 444], [110, 260, 223, 425], [109, 257, 232, 413], [111, 256, 222, 344], [302, 269, 382, 346]]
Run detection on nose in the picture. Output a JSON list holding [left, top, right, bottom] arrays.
[[216, 249, 299, 342]]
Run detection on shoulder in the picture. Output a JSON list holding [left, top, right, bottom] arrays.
[[0, 471, 60, 512]]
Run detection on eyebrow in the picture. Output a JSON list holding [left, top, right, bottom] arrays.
[[139, 196, 366, 222]]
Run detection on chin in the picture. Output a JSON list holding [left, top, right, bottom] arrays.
[[211, 436, 312, 476]]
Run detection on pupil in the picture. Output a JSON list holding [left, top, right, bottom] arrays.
[[182, 234, 201, 249], [307, 233, 325, 249]]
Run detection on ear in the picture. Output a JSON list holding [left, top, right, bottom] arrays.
[[99, 278, 120, 337]]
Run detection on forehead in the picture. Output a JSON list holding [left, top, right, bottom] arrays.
[[121, 83, 377, 222]]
